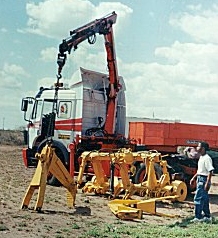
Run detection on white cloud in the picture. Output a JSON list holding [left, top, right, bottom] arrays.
[[40, 47, 57, 62], [0, 64, 30, 129], [119, 38, 218, 124], [25, 0, 94, 38], [119, 4, 218, 124], [155, 41, 218, 80], [37, 76, 56, 89], [0, 27, 7, 33], [25, 0, 132, 39], [187, 4, 202, 11], [96, 2, 132, 19], [169, 4, 218, 43], [0, 63, 29, 89]]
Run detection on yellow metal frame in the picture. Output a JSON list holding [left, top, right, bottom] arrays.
[[21, 143, 77, 211], [77, 148, 187, 219], [77, 149, 187, 201], [21, 145, 188, 220]]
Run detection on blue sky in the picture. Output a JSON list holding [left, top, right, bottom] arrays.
[[1, 0, 218, 129]]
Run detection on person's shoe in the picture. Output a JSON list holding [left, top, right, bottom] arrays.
[[190, 217, 202, 223], [201, 217, 212, 222]]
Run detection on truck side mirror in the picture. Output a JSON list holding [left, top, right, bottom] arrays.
[[21, 99, 28, 112]]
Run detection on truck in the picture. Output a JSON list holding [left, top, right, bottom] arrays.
[[21, 12, 134, 186]]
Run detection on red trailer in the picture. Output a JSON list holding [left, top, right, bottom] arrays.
[[129, 121, 218, 153]]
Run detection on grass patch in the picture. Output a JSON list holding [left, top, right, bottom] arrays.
[[78, 218, 218, 238], [17, 222, 27, 227], [0, 224, 9, 231], [71, 223, 80, 229]]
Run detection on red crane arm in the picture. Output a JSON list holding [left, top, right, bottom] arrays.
[[56, 11, 120, 135], [103, 28, 120, 134]]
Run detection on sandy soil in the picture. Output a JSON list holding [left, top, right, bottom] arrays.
[[0, 145, 218, 238]]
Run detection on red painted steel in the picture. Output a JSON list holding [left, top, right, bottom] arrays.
[[129, 121, 218, 152]]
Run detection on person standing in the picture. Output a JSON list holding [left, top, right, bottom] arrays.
[[190, 141, 214, 222]]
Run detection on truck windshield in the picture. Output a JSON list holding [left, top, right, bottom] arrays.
[[43, 99, 57, 114], [31, 99, 57, 120]]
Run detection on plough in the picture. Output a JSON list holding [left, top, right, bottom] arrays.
[[76, 148, 187, 219], [21, 146, 187, 219]]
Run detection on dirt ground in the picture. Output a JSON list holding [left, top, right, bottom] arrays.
[[0, 145, 218, 238]]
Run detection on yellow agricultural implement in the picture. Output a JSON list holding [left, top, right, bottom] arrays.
[[21, 146, 187, 220], [77, 148, 187, 219], [21, 143, 77, 211]]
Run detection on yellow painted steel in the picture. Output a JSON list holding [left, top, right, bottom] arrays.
[[171, 180, 187, 202], [76, 148, 188, 220], [108, 200, 143, 220], [108, 195, 180, 220], [21, 143, 77, 211], [77, 149, 160, 197], [20, 145, 188, 219], [77, 149, 187, 202]]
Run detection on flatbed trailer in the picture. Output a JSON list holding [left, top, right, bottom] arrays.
[[129, 121, 218, 153]]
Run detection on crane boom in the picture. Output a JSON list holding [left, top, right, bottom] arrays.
[[56, 11, 120, 134], [57, 11, 117, 75]]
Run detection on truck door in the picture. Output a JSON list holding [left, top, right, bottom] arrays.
[[26, 99, 43, 148]]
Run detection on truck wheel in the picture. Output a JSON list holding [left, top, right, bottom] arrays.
[[37, 140, 69, 186], [134, 163, 163, 184], [134, 164, 146, 184], [154, 163, 163, 180], [130, 161, 142, 183]]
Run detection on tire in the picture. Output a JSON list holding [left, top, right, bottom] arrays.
[[134, 163, 163, 184], [37, 140, 69, 186], [154, 163, 163, 180], [130, 161, 142, 183], [134, 164, 146, 184]]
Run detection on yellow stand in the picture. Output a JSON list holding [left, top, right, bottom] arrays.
[[21, 143, 77, 211]]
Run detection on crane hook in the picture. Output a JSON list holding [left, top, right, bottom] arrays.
[[57, 73, 62, 80]]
